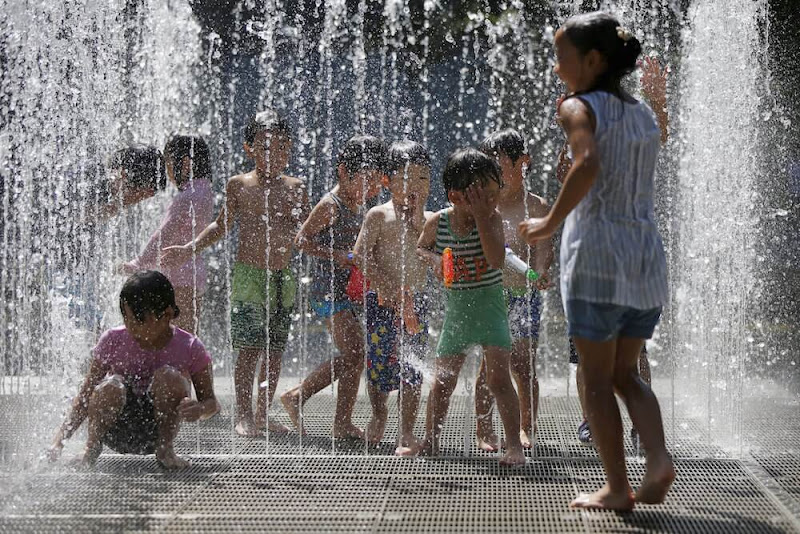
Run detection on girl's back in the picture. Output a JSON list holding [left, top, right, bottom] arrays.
[[561, 90, 668, 310]]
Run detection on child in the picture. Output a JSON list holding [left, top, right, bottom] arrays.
[[563, 57, 669, 447], [162, 111, 307, 437], [519, 12, 674, 510], [48, 271, 220, 469], [100, 145, 167, 220], [473, 129, 553, 452], [416, 148, 525, 466], [281, 135, 386, 438], [123, 135, 214, 334], [352, 140, 432, 455]]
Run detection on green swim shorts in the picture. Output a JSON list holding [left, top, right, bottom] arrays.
[[230, 263, 296, 352], [436, 283, 512, 356]]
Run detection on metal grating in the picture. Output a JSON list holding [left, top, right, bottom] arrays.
[[2, 393, 800, 533]]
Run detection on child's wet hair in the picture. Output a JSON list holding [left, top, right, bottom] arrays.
[[244, 109, 292, 145], [337, 135, 387, 176], [164, 134, 212, 188], [480, 129, 526, 164], [109, 145, 166, 191], [386, 140, 430, 177], [562, 11, 642, 93], [442, 148, 503, 193], [119, 270, 180, 322]]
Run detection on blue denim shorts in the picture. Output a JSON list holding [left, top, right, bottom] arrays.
[[566, 300, 662, 342]]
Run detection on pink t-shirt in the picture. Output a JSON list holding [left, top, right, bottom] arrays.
[[93, 326, 212, 396], [128, 179, 214, 291]]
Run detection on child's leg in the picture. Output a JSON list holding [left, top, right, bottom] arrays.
[[612, 337, 674, 504], [474, 357, 500, 452], [173, 287, 201, 334], [329, 309, 365, 438], [84, 375, 127, 466], [511, 337, 537, 447], [638, 346, 652, 386], [483, 346, 525, 466], [235, 348, 264, 437], [365, 383, 389, 444], [396, 380, 422, 456], [151, 366, 192, 470], [281, 309, 364, 438], [422, 355, 466, 455], [571, 337, 633, 511], [256, 350, 289, 433]]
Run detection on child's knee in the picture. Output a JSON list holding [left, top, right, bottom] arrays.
[[92, 376, 126, 407], [152, 366, 190, 400]]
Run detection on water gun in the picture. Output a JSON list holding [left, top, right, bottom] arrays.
[[505, 246, 540, 282], [345, 252, 369, 301], [442, 247, 454, 287]]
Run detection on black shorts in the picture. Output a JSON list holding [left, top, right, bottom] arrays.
[[102, 389, 158, 454]]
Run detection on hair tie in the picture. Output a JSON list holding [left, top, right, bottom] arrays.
[[616, 26, 634, 44]]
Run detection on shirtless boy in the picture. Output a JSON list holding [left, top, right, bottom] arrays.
[[163, 110, 307, 436], [353, 140, 432, 455]]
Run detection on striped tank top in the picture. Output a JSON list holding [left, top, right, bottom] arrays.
[[434, 209, 503, 290]]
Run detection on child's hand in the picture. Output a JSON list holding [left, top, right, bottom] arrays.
[[464, 184, 495, 221], [534, 272, 553, 291], [640, 56, 667, 107], [518, 217, 555, 244], [334, 250, 355, 267], [116, 262, 136, 276], [178, 397, 203, 422], [161, 245, 192, 267]]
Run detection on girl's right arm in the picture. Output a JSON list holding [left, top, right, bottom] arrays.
[[416, 211, 443, 280], [48, 358, 107, 460], [161, 178, 238, 266]]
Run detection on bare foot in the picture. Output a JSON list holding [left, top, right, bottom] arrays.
[[280, 390, 307, 435], [332, 422, 365, 440], [636, 453, 675, 504], [235, 418, 263, 437], [570, 484, 635, 511], [411, 437, 438, 457], [499, 446, 526, 467], [80, 442, 103, 468], [520, 429, 533, 449], [365, 415, 387, 445], [476, 425, 501, 452], [255, 414, 290, 434], [156, 447, 191, 470], [395, 433, 423, 457]]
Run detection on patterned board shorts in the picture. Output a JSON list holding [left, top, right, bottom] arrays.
[[365, 291, 427, 393], [230, 263, 295, 352], [505, 288, 542, 340]]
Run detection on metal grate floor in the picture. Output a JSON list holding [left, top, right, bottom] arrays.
[[1, 393, 800, 533]]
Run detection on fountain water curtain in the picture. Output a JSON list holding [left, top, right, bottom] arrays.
[[0, 0, 791, 467]]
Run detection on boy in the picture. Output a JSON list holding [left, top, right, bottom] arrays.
[[162, 110, 308, 437], [416, 148, 525, 466], [474, 129, 553, 451], [48, 271, 220, 469], [352, 140, 432, 455], [281, 135, 386, 438]]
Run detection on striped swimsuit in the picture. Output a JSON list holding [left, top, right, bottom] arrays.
[[434, 209, 511, 355]]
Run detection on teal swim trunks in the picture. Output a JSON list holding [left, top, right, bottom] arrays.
[[230, 263, 296, 352], [436, 284, 512, 356]]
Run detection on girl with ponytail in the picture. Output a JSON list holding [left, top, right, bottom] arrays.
[[519, 11, 674, 511]]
